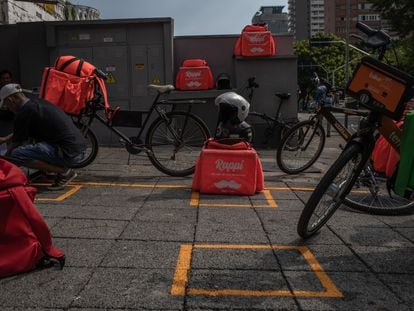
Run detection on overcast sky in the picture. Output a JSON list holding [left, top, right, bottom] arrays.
[[72, 0, 289, 36]]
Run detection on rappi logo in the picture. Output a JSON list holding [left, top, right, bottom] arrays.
[[186, 70, 202, 78], [215, 159, 244, 172], [247, 33, 266, 43]]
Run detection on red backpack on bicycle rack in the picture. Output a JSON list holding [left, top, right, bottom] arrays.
[[39, 55, 111, 117]]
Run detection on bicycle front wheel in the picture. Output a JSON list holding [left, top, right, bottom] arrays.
[[146, 112, 210, 177], [277, 120, 325, 174], [344, 168, 414, 215], [297, 143, 365, 238]]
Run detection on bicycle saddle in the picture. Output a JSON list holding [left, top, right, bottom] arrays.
[[147, 84, 175, 94], [275, 92, 291, 100], [354, 22, 391, 49]]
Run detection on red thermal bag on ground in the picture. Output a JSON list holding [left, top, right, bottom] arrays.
[[0, 159, 64, 278], [175, 59, 215, 90], [39, 55, 110, 116], [234, 25, 276, 57], [192, 139, 264, 195]]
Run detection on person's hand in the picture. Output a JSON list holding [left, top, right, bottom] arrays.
[[0, 133, 13, 145]]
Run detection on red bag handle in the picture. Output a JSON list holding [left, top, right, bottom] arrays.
[[205, 138, 251, 150]]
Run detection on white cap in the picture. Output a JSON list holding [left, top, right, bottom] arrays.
[[0, 83, 23, 107]]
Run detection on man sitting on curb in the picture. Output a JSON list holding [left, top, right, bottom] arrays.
[[0, 84, 86, 190]]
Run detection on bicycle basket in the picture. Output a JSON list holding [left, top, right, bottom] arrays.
[[347, 56, 414, 121]]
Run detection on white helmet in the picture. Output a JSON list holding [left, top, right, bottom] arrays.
[[215, 91, 250, 124]]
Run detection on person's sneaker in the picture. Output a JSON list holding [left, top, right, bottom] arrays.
[[47, 169, 77, 191]]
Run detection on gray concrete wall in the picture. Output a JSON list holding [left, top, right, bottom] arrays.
[[173, 34, 297, 145]]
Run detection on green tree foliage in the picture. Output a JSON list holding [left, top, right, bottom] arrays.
[[368, 0, 414, 36], [368, 0, 414, 74], [294, 33, 360, 90]]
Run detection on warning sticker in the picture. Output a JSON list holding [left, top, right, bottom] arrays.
[[135, 63, 145, 70], [106, 73, 117, 84]]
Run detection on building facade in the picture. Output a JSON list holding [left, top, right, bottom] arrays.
[[252, 6, 289, 34], [288, 0, 310, 39], [325, 0, 389, 39], [0, 0, 99, 24], [289, 0, 387, 39], [309, 0, 325, 37]]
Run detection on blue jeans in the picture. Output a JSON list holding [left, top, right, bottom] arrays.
[[11, 142, 84, 168]]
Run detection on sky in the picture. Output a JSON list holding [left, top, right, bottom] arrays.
[[72, 0, 289, 36]]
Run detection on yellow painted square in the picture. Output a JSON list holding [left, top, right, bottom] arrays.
[[34, 184, 82, 202], [171, 244, 343, 297]]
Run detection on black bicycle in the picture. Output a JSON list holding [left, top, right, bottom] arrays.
[[243, 77, 298, 146], [298, 22, 414, 238], [277, 101, 368, 175], [72, 81, 210, 177]]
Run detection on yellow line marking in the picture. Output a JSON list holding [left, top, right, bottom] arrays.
[[171, 244, 343, 298], [263, 189, 277, 208], [73, 181, 188, 189], [35, 185, 82, 202], [190, 191, 200, 206], [297, 246, 343, 298], [199, 203, 252, 208], [171, 244, 193, 296]]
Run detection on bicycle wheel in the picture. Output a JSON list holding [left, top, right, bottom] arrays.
[[344, 167, 414, 215], [277, 120, 325, 174], [71, 127, 99, 169], [146, 111, 210, 177], [297, 143, 366, 238]]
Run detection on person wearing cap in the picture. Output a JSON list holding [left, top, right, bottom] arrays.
[[0, 69, 15, 122], [0, 83, 86, 190]]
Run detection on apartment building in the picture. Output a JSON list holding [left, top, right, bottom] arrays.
[[0, 0, 99, 24], [289, 0, 387, 39], [309, 0, 325, 37], [252, 5, 289, 34], [288, 0, 310, 39]]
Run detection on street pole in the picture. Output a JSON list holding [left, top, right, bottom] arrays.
[[345, 0, 351, 128]]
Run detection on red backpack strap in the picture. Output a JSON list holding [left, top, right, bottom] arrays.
[[94, 76, 111, 120]]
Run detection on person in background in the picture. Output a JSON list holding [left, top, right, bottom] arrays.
[[0, 70, 15, 154], [0, 83, 86, 190], [0, 69, 13, 87]]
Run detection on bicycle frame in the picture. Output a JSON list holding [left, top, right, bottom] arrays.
[[79, 91, 202, 151], [301, 104, 368, 152]]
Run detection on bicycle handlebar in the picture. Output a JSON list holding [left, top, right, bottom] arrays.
[[356, 22, 376, 36], [95, 69, 108, 80], [247, 77, 259, 89]]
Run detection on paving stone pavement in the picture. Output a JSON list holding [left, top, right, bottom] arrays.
[[1, 132, 413, 311]]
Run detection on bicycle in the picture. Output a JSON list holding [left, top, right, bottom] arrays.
[[277, 97, 369, 175], [297, 22, 414, 238], [72, 79, 211, 177], [243, 77, 298, 146]]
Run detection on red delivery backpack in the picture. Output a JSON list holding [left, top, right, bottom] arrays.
[[39, 55, 110, 116], [192, 138, 264, 195], [0, 159, 65, 278], [371, 120, 404, 178], [175, 59, 215, 90], [234, 25, 276, 57]]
